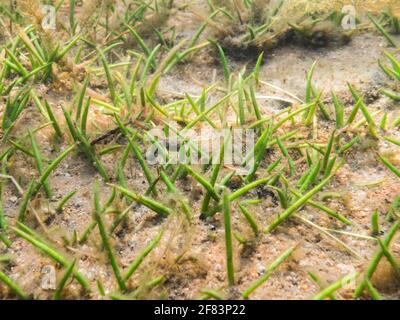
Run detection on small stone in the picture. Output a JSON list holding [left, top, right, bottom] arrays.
[[257, 264, 265, 276], [10, 196, 18, 203]]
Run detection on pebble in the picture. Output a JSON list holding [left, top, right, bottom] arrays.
[[257, 263, 265, 276]]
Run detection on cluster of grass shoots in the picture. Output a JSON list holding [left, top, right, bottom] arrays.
[[0, 0, 399, 301], [206, 0, 355, 55]]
